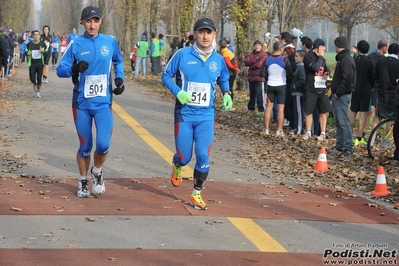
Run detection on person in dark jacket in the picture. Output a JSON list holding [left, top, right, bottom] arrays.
[[4, 31, 16, 75], [281, 32, 297, 129], [365, 39, 388, 137], [331, 36, 356, 157], [303, 38, 331, 141], [377, 44, 399, 160], [244, 40, 268, 113], [374, 43, 399, 127], [0, 27, 8, 77], [290, 50, 306, 135], [349, 40, 374, 146]]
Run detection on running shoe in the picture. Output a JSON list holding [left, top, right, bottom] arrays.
[[317, 133, 326, 141], [170, 163, 182, 187], [302, 132, 311, 140], [36, 92, 41, 98], [91, 167, 105, 194], [381, 139, 394, 149], [42, 77, 48, 84], [283, 119, 290, 127], [276, 130, 285, 136], [32, 84, 37, 92], [77, 179, 91, 198], [260, 128, 269, 135], [190, 191, 207, 210], [354, 138, 367, 146]]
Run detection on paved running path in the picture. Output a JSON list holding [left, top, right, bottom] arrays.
[[0, 66, 398, 266]]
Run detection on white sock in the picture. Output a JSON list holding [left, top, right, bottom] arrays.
[[307, 131, 311, 136], [321, 132, 325, 135], [192, 188, 201, 195], [79, 175, 87, 181], [92, 166, 102, 174]]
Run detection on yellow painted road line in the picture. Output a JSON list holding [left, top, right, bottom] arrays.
[[112, 102, 193, 176], [228, 217, 287, 252]]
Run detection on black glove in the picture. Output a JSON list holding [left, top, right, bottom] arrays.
[[113, 77, 125, 95], [71, 60, 89, 74]]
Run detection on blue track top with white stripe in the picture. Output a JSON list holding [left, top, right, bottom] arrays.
[[57, 33, 124, 110], [162, 46, 230, 122]]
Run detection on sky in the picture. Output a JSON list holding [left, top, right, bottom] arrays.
[[34, 0, 41, 10]]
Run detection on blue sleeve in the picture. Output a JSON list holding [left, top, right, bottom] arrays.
[[217, 58, 230, 93], [162, 50, 183, 97], [112, 39, 124, 80]]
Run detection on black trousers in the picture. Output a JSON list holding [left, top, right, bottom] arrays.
[[247, 81, 265, 112], [29, 64, 44, 85]]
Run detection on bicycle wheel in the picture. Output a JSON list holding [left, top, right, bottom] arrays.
[[367, 118, 395, 162]]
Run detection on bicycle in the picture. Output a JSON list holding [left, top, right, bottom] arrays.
[[367, 116, 395, 162]]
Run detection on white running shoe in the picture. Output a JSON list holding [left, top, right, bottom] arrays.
[[77, 179, 91, 198], [42, 77, 48, 84], [283, 119, 290, 126], [91, 167, 105, 195], [260, 128, 269, 135], [317, 133, 326, 141], [303, 132, 311, 140], [276, 130, 285, 136], [36, 92, 41, 98]]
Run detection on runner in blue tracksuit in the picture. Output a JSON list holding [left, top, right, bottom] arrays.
[[162, 18, 232, 210], [56, 5, 125, 198]]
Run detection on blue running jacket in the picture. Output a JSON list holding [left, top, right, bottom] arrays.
[[57, 33, 124, 110], [162, 46, 230, 122]]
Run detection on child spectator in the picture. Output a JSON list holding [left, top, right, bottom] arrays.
[[290, 50, 306, 135]]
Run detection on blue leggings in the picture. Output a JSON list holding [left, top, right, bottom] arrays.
[[73, 108, 113, 158], [173, 120, 214, 173]]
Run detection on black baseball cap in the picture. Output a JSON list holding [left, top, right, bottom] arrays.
[[194, 18, 216, 31], [81, 6, 102, 20]]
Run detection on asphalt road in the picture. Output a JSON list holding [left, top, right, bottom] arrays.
[[0, 65, 398, 266]]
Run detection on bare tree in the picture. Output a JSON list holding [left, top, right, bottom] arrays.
[[309, 0, 381, 47], [377, 0, 399, 42]]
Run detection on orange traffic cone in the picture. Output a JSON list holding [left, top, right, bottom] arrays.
[[370, 166, 391, 197], [315, 147, 328, 172]]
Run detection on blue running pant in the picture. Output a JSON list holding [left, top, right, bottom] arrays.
[[173, 120, 214, 173], [73, 108, 113, 158]]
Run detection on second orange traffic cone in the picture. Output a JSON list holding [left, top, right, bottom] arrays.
[[315, 147, 328, 172], [370, 166, 391, 197]]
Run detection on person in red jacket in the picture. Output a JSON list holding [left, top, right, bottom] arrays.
[[244, 40, 268, 113], [219, 39, 240, 101]]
